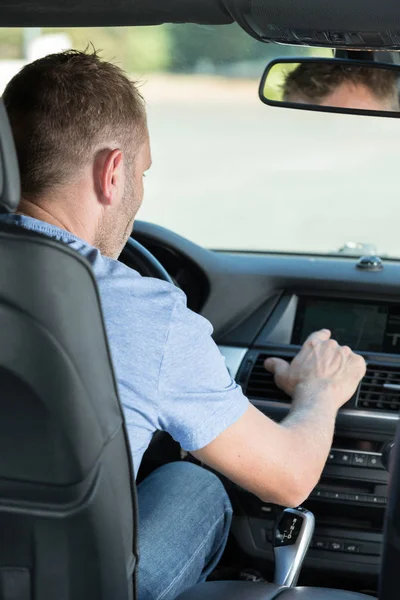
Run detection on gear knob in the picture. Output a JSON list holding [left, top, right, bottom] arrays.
[[273, 507, 315, 587]]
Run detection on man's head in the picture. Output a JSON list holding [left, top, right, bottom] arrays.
[[3, 49, 150, 258], [282, 63, 400, 112]]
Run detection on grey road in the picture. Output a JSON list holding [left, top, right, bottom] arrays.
[[138, 76, 400, 257]]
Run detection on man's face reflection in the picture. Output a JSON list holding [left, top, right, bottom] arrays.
[[318, 81, 400, 112], [282, 64, 400, 113]]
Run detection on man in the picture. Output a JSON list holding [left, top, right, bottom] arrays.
[[283, 62, 400, 111], [0, 51, 366, 600]]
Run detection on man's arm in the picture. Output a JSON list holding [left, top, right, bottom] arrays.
[[193, 330, 366, 507]]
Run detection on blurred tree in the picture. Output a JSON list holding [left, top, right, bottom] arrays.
[[0, 24, 332, 75], [45, 26, 172, 72], [0, 29, 22, 59], [166, 23, 332, 72], [167, 24, 263, 71], [122, 27, 172, 73]]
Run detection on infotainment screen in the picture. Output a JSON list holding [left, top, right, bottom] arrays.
[[292, 297, 400, 353]]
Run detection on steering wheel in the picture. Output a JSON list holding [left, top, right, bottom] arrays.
[[121, 237, 179, 476], [122, 237, 174, 284]]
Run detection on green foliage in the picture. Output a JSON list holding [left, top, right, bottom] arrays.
[[165, 23, 332, 72], [46, 26, 171, 73], [122, 27, 172, 73], [0, 29, 22, 58], [0, 24, 333, 74], [166, 24, 261, 70]]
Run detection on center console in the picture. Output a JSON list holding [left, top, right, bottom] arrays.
[[229, 435, 387, 579], [221, 290, 400, 583]]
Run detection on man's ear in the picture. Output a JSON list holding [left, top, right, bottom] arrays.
[[97, 149, 124, 207]]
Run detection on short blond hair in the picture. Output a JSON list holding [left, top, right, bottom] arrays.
[[3, 49, 147, 199]]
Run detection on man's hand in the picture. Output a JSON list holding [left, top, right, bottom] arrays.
[[193, 329, 367, 507], [264, 329, 366, 412]]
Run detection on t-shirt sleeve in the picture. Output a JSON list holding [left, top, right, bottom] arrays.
[[157, 293, 249, 451]]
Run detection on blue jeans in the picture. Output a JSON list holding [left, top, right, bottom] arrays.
[[137, 461, 233, 600]]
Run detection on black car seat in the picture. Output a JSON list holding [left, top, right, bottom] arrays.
[[0, 99, 138, 600]]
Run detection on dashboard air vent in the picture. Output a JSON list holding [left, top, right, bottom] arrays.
[[245, 353, 292, 403], [357, 364, 400, 412]]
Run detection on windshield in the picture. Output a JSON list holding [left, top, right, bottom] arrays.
[[0, 25, 398, 257]]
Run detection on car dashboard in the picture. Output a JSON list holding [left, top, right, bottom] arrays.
[[131, 220, 400, 589]]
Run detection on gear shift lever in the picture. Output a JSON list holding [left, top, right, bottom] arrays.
[[273, 507, 315, 587]]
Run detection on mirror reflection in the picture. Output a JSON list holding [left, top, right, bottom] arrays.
[[260, 60, 400, 115]]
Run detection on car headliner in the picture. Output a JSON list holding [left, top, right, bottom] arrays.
[[0, 0, 399, 37], [0, 0, 230, 27]]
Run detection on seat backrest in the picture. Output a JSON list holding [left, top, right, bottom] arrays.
[[0, 223, 138, 600], [0, 95, 137, 600], [0, 99, 20, 214]]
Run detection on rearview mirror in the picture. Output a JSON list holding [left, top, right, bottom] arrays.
[[259, 58, 400, 117]]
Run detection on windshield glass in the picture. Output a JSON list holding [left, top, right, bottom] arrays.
[[0, 25, 398, 257]]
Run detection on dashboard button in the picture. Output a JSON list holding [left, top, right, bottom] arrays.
[[348, 494, 367, 503], [324, 492, 336, 499], [337, 492, 348, 501], [327, 450, 340, 464], [330, 492, 348, 501], [314, 539, 328, 550], [367, 496, 385, 505], [344, 543, 359, 553], [353, 453, 368, 467], [337, 451, 352, 466], [319, 491, 330, 498], [367, 455, 382, 469], [328, 541, 344, 552]]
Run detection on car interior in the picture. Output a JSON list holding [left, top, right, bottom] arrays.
[[1, 1, 400, 599]]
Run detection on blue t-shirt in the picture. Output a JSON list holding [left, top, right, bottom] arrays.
[[0, 215, 249, 475]]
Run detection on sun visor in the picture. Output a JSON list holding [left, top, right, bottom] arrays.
[[0, 0, 232, 27], [227, 0, 400, 50]]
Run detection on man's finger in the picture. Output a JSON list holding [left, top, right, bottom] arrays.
[[264, 357, 290, 378], [304, 329, 331, 344]]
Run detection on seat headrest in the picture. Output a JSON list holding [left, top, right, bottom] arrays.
[[0, 99, 20, 214]]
